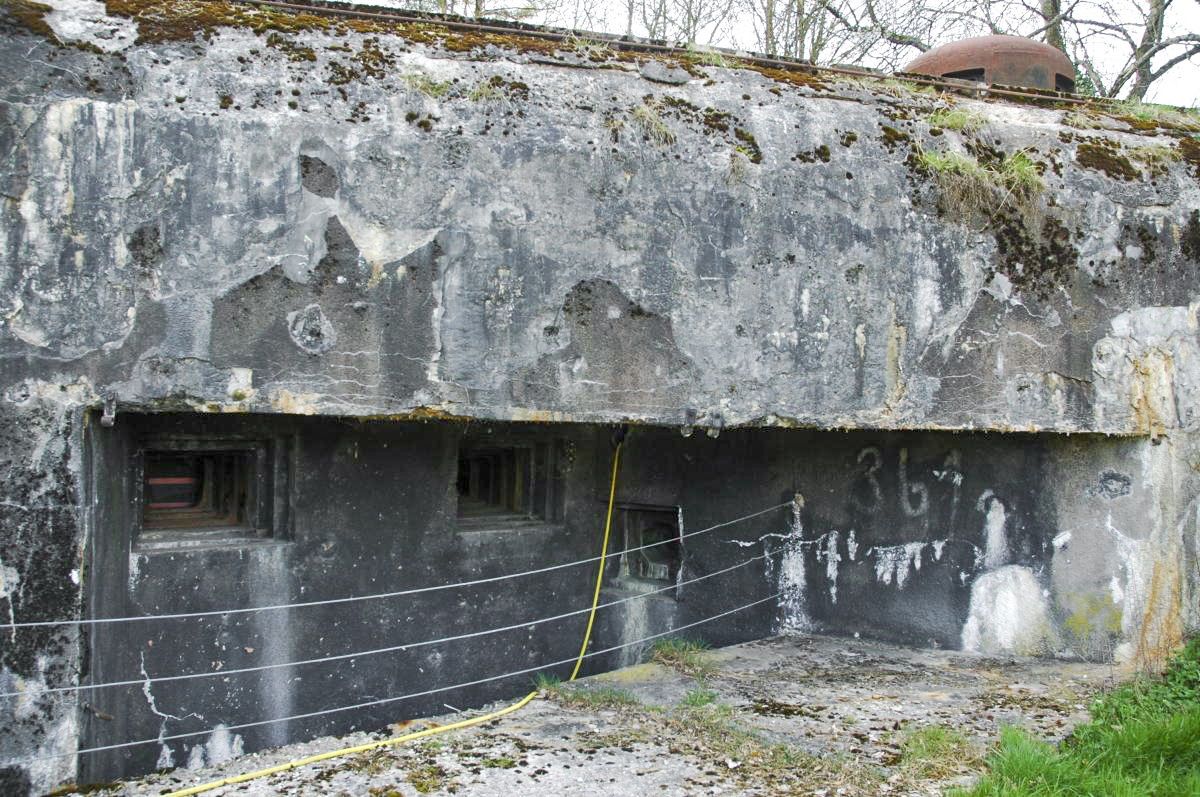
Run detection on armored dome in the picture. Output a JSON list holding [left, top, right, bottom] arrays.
[[903, 34, 1076, 92]]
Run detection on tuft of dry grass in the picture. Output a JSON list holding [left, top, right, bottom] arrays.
[[651, 637, 713, 678], [917, 147, 1044, 229], [631, 101, 675, 145], [928, 106, 989, 134]]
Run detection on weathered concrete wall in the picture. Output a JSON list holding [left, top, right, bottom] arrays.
[[63, 418, 1200, 788], [2, 3, 1199, 432], [79, 414, 612, 782], [2, 410, 1198, 792], [0, 387, 88, 794], [2, 1, 1200, 793]]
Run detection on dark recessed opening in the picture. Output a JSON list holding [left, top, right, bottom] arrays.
[[456, 446, 532, 519], [1055, 73, 1075, 93], [454, 435, 565, 529], [133, 433, 280, 548], [942, 68, 986, 82], [143, 450, 251, 530], [619, 504, 683, 586]]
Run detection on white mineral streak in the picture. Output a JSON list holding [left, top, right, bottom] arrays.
[[961, 565, 1056, 654], [977, 491, 1010, 569], [186, 744, 205, 770], [128, 552, 144, 592], [846, 529, 858, 561], [821, 530, 841, 604], [873, 542, 925, 588], [1091, 303, 1199, 433], [778, 498, 813, 632], [337, 209, 440, 276], [912, 266, 941, 341], [960, 489, 1058, 654], [186, 725, 244, 770], [0, 558, 19, 643], [227, 368, 255, 401], [19, 699, 80, 790], [43, 0, 138, 52], [617, 583, 651, 668], [1106, 513, 1149, 663], [9, 647, 81, 777]]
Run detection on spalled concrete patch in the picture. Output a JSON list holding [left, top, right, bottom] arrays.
[[58, 634, 1114, 797]]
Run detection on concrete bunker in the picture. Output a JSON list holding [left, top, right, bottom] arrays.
[[1, 2, 1199, 794], [71, 412, 1120, 784]]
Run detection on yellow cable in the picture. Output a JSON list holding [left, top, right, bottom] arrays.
[[159, 439, 624, 797], [570, 439, 622, 681], [160, 691, 538, 797]]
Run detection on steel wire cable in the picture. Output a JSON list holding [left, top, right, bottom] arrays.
[[0, 502, 791, 630], [1, 546, 785, 700], [15, 590, 782, 764]]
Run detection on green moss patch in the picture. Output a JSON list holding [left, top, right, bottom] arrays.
[[1, 0, 57, 41], [1178, 136, 1200, 179], [1076, 141, 1140, 180]]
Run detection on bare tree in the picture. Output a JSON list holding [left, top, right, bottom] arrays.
[[633, 0, 738, 44], [395, 0, 565, 21], [744, 0, 1200, 100], [1065, 0, 1200, 99], [356, 0, 1196, 101]]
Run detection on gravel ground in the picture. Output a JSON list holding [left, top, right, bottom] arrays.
[[56, 634, 1119, 797]]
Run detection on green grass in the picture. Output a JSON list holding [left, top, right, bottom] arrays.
[[1061, 110, 1106, 130], [687, 45, 732, 69], [1111, 101, 1200, 131], [466, 79, 501, 101], [998, 150, 1041, 195], [917, 147, 1044, 226], [565, 34, 611, 60], [632, 102, 675, 145], [402, 72, 453, 99], [1127, 143, 1181, 166], [671, 703, 812, 768], [534, 672, 563, 691], [918, 147, 1042, 194], [929, 107, 989, 134], [954, 637, 1200, 796], [407, 763, 452, 794], [919, 149, 991, 180], [662, 702, 883, 790], [849, 76, 938, 99], [682, 688, 719, 707], [900, 725, 984, 779], [917, 149, 995, 223], [651, 637, 713, 678], [572, 686, 641, 708], [539, 677, 641, 710]]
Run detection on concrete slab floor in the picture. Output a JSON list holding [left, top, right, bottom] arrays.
[[58, 635, 1120, 797]]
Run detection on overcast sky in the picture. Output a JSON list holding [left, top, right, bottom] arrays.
[[330, 0, 1199, 107]]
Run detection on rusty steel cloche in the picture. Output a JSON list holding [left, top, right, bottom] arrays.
[[902, 35, 1076, 93]]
